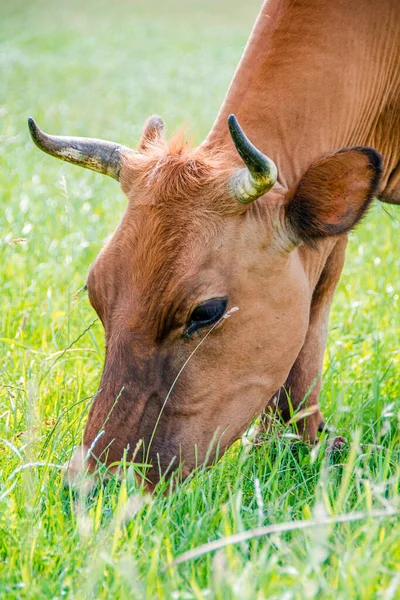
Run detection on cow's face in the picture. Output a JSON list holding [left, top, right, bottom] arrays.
[[81, 183, 311, 485], [28, 115, 381, 488]]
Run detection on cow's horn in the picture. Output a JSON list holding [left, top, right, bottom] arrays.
[[228, 114, 278, 204], [28, 118, 135, 181]]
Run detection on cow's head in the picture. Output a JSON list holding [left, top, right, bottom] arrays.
[[29, 115, 381, 489]]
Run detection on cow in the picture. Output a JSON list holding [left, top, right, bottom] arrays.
[[28, 0, 400, 489]]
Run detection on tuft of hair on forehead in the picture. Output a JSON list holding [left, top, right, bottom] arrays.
[[113, 129, 243, 340], [119, 129, 240, 216]]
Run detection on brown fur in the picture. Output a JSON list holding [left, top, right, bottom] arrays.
[[114, 141, 241, 342], [67, 0, 399, 488], [121, 134, 238, 212]]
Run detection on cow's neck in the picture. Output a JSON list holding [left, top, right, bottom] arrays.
[[204, 0, 400, 189]]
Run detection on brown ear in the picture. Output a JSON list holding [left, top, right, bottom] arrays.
[[285, 148, 382, 244], [139, 115, 165, 151]]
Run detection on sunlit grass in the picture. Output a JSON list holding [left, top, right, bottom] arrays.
[[0, 0, 399, 598]]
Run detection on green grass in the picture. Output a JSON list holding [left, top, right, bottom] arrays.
[[0, 0, 399, 598]]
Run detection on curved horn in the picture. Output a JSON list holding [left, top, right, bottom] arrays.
[[28, 118, 135, 181], [228, 114, 278, 204]]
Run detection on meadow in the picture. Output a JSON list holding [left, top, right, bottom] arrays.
[[0, 0, 399, 598]]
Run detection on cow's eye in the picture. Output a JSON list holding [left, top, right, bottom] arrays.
[[185, 297, 228, 337]]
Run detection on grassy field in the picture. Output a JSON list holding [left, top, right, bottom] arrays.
[[0, 0, 399, 598]]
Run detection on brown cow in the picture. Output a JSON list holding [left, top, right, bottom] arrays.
[[29, 0, 399, 489]]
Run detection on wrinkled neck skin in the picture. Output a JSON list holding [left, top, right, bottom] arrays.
[[204, 0, 400, 190]]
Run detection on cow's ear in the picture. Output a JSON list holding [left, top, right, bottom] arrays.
[[285, 148, 382, 244]]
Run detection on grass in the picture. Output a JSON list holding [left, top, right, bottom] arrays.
[[0, 0, 399, 597]]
